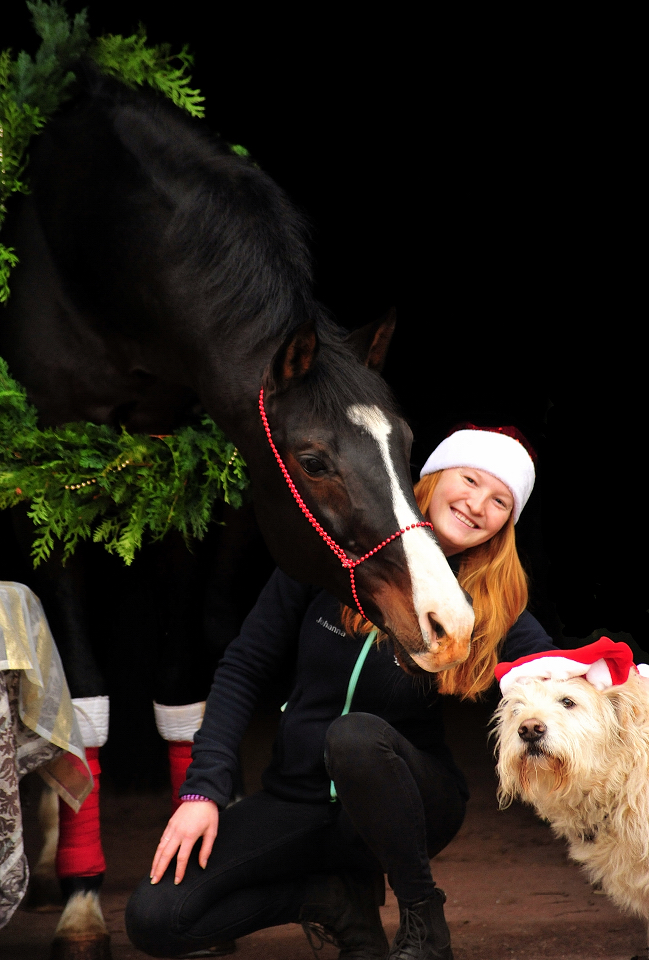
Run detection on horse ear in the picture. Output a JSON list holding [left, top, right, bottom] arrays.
[[267, 320, 319, 393], [344, 308, 396, 372]]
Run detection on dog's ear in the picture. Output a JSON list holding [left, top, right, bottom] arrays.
[[604, 681, 643, 739]]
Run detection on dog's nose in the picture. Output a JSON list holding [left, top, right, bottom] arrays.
[[518, 718, 547, 742]]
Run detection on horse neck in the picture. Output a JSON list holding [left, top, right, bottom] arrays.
[[189, 332, 273, 443]]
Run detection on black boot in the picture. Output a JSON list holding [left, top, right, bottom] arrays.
[[299, 870, 389, 960], [387, 888, 453, 960]]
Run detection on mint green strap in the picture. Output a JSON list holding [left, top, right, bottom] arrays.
[[330, 629, 377, 801]]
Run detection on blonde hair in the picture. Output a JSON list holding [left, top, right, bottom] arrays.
[[340, 470, 529, 699]]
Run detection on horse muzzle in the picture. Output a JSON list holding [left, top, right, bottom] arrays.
[[409, 636, 472, 673]]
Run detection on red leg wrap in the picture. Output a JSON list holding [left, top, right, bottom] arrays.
[[56, 747, 106, 878], [168, 741, 193, 813]]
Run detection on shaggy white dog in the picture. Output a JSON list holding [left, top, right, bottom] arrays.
[[493, 671, 649, 956]]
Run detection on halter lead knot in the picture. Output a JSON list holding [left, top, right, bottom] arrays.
[[259, 388, 434, 620]]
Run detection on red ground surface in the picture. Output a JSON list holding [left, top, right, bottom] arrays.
[[1, 695, 646, 960]]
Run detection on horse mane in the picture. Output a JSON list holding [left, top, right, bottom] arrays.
[[27, 66, 398, 425], [120, 72, 313, 336], [25, 61, 315, 341]]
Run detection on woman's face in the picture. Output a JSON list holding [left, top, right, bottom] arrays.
[[427, 467, 514, 556]]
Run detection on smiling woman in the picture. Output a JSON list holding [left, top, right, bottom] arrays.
[[411, 424, 538, 699], [427, 466, 514, 555]]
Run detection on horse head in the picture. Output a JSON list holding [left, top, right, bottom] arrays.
[[242, 312, 475, 674], [2, 69, 474, 674]]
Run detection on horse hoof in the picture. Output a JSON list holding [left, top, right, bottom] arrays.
[[50, 933, 112, 960]]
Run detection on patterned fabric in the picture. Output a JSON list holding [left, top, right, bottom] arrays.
[[0, 581, 90, 805], [0, 582, 92, 928], [0, 671, 62, 926]]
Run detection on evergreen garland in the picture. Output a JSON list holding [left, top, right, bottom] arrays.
[[0, 358, 248, 566], [91, 32, 205, 117], [0, 3, 252, 565]]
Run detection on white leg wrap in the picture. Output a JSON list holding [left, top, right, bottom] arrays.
[[72, 696, 110, 748], [153, 701, 205, 742]]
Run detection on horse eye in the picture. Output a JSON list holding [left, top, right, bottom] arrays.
[[560, 697, 576, 709], [299, 456, 327, 477]]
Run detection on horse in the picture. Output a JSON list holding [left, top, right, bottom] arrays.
[[1, 65, 474, 958]]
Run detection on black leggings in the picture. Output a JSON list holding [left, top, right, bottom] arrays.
[[125, 713, 466, 957]]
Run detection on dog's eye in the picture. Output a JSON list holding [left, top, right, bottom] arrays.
[[560, 697, 576, 709]]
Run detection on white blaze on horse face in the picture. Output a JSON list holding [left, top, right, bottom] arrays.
[[346, 405, 474, 652]]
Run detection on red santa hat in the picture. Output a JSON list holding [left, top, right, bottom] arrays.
[[495, 637, 642, 695]]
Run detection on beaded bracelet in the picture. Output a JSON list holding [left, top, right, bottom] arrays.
[[181, 794, 213, 802]]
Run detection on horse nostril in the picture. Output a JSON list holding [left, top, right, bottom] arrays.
[[428, 616, 445, 641], [518, 719, 547, 742]]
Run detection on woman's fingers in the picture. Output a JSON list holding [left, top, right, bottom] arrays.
[[149, 801, 219, 885], [150, 830, 179, 884], [174, 836, 196, 884], [198, 823, 218, 870]]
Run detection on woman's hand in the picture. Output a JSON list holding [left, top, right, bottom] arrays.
[[150, 799, 219, 885]]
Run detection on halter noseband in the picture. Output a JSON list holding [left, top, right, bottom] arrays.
[[259, 388, 434, 620]]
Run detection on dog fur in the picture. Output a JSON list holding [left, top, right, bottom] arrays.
[[493, 671, 649, 949]]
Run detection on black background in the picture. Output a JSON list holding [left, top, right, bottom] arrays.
[[4, 1, 644, 653]]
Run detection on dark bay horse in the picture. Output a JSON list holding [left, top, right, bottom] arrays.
[[1, 67, 474, 956]]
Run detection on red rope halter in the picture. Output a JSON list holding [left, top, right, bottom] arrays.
[[259, 388, 434, 620]]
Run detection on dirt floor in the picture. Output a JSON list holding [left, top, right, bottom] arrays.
[[1, 695, 646, 960]]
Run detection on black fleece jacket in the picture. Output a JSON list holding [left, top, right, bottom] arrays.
[[181, 568, 556, 809]]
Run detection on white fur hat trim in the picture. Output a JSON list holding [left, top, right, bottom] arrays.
[[499, 656, 613, 696], [420, 429, 535, 523]]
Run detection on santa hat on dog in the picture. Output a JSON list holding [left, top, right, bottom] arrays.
[[495, 637, 648, 695]]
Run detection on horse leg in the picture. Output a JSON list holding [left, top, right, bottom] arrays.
[[153, 701, 205, 813], [53, 704, 110, 960], [151, 515, 263, 811], [20, 708, 110, 960], [10, 514, 112, 958], [26, 783, 62, 911]]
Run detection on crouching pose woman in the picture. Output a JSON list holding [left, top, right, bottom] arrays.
[[126, 424, 559, 960]]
